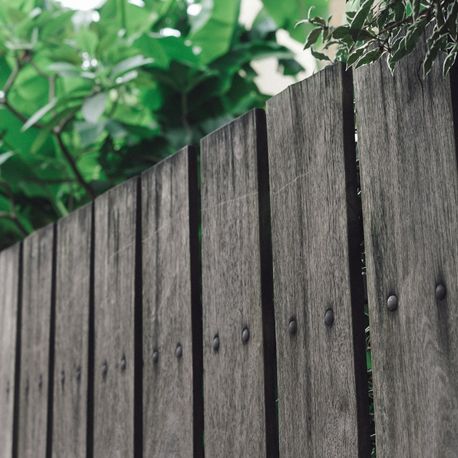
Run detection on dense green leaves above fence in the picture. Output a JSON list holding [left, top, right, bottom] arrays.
[[302, 0, 458, 76], [0, 0, 328, 249]]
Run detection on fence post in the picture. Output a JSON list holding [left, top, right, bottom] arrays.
[[0, 243, 20, 458], [17, 225, 55, 458], [354, 45, 458, 456], [52, 204, 92, 457], [93, 178, 137, 457], [266, 64, 370, 457], [201, 109, 278, 457], [141, 147, 203, 457]]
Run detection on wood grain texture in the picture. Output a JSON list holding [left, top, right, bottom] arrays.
[[201, 109, 274, 458], [354, 45, 458, 457], [0, 243, 20, 458], [18, 225, 54, 458], [94, 178, 137, 458], [142, 147, 201, 458], [53, 204, 92, 458], [266, 64, 368, 457]]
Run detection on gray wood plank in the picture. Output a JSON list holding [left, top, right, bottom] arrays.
[[201, 109, 274, 457], [53, 204, 92, 458], [354, 45, 458, 456], [0, 243, 20, 458], [266, 64, 369, 457], [18, 224, 54, 458], [94, 179, 137, 458], [142, 147, 201, 458]]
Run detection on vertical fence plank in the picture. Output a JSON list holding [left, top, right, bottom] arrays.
[[142, 147, 202, 457], [0, 243, 20, 458], [94, 179, 137, 457], [53, 204, 92, 457], [201, 109, 277, 457], [354, 47, 458, 456], [18, 225, 55, 458], [266, 64, 369, 457]]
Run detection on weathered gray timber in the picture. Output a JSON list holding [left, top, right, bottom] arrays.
[[3, 52, 458, 458], [355, 46, 458, 456], [53, 204, 92, 458], [0, 243, 20, 458], [17, 225, 54, 458], [201, 109, 277, 457], [93, 179, 137, 458], [266, 63, 369, 457], [142, 147, 201, 458]]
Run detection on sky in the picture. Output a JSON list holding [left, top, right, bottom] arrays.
[[57, 0, 106, 10]]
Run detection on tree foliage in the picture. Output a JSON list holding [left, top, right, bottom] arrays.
[[0, 0, 328, 249], [303, 0, 458, 76]]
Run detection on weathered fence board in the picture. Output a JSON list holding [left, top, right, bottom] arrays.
[[266, 63, 369, 457], [0, 243, 20, 458], [94, 179, 137, 457], [201, 109, 277, 457], [141, 147, 202, 457], [355, 47, 458, 456], [53, 204, 92, 457], [18, 225, 55, 458]]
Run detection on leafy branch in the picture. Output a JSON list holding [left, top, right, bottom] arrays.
[[302, 0, 458, 76], [0, 53, 96, 199]]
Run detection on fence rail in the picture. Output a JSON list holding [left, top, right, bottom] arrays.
[[0, 45, 457, 458]]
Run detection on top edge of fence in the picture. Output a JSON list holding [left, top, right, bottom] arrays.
[[140, 145, 194, 179], [199, 108, 261, 145], [267, 62, 345, 107]]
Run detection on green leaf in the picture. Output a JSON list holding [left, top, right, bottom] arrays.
[[332, 26, 351, 39], [443, 48, 458, 76], [346, 47, 366, 68], [353, 48, 383, 68], [48, 62, 84, 78], [21, 98, 57, 132], [264, 0, 329, 40], [82, 93, 107, 124], [311, 49, 331, 62], [350, 0, 375, 33], [304, 28, 322, 49], [0, 151, 14, 166], [190, 0, 241, 63], [111, 55, 154, 77]]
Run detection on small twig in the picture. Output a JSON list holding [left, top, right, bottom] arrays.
[[0, 211, 29, 236], [55, 131, 96, 199]]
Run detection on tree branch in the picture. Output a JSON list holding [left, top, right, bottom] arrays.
[[55, 131, 96, 200], [0, 211, 29, 236]]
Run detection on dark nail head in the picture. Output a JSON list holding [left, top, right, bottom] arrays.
[[387, 294, 398, 311], [288, 318, 297, 336], [242, 327, 250, 344], [435, 284, 446, 301], [212, 335, 220, 353], [120, 355, 127, 371], [324, 308, 334, 327], [101, 361, 108, 378], [175, 344, 183, 359]]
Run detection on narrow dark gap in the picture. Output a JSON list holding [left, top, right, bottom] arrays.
[[134, 176, 144, 458], [341, 67, 373, 458], [12, 243, 23, 458], [450, 63, 458, 168], [188, 145, 204, 458], [45, 224, 58, 458], [86, 202, 95, 458], [254, 108, 279, 458]]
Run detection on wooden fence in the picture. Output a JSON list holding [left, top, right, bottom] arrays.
[[0, 44, 457, 458]]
